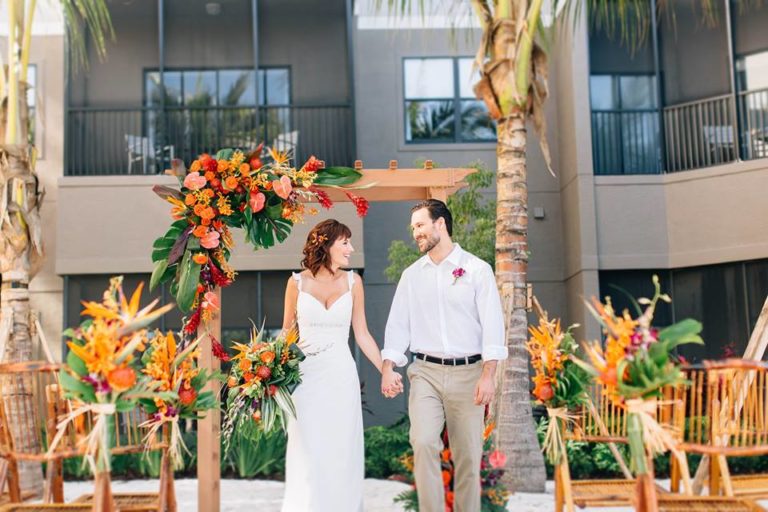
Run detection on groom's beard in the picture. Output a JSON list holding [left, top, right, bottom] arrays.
[[416, 233, 440, 254]]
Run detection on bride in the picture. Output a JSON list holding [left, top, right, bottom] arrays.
[[280, 219, 403, 511]]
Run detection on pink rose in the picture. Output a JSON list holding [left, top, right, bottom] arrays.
[[488, 450, 507, 469], [249, 192, 266, 213], [273, 175, 293, 199], [200, 230, 220, 249], [183, 172, 207, 191]]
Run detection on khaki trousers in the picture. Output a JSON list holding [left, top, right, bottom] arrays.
[[407, 359, 484, 512]]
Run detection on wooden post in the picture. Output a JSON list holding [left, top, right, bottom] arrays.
[[197, 287, 222, 512]]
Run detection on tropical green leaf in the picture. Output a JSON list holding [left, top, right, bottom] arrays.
[[66, 347, 88, 377], [177, 248, 202, 313], [150, 259, 169, 292], [59, 370, 95, 402]]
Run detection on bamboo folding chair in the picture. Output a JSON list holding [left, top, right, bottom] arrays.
[[674, 360, 768, 499], [0, 362, 176, 512], [554, 382, 669, 511]]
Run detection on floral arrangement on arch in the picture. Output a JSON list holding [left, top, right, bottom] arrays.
[[222, 325, 305, 443], [394, 422, 510, 512], [150, 146, 369, 354]]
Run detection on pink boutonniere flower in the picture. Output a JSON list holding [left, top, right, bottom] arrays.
[[452, 267, 466, 285]]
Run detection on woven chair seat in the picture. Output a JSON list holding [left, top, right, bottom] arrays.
[[73, 492, 160, 511], [656, 495, 766, 511], [571, 478, 667, 507]]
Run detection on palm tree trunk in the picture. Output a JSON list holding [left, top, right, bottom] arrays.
[[495, 112, 546, 492], [0, 144, 44, 495]]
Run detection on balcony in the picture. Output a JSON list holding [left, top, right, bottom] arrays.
[[65, 104, 354, 176], [591, 88, 768, 175]]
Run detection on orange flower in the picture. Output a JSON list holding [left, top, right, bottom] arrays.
[[483, 422, 495, 441], [192, 253, 208, 265], [201, 218, 211, 226], [107, 366, 136, 392], [260, 351, 275, 364], [212, 220, 224, 230], [243, 372, 255, 382], [239, 358, 252, 372], [204, 171, 215, 181], [205, 189, 215, 198], [217, 160, 229, 173], [200, 206, 216, 220], [184, 193, 196, 206], [441, 449, 451, 463], [192, 225, 208, 238], [227, 376, 239, 388], [441, 470, 452, 486], [194, 204, 206, 216], [190, 160, 202, 172], [239, 163, 250, 176], [224, 176, 239, 190]]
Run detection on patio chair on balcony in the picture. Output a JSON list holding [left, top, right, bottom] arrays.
[[125, 135, 175, 175], [702, 126, 737, 164]]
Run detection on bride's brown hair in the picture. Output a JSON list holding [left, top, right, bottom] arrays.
[[301, 219, 352, 276]]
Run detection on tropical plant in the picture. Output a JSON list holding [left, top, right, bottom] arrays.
[[0, 0, 114, 492]]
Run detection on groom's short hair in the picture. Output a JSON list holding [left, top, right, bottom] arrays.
[[411, 199, 453, 236]]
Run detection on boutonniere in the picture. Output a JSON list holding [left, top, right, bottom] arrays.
[[452, 267, 466, 285]]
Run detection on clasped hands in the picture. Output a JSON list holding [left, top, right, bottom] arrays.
[[381, 364, 404, 398]]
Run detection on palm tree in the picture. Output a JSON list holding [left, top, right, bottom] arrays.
[[0, 0, 113, 492], [385, 0, 748, 493]]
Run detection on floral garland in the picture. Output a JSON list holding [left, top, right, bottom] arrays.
[[150, 146, 368, 357]]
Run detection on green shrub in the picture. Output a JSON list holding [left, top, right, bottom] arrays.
[[364, 416, 411, 478]]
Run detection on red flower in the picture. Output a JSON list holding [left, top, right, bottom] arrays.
[[302, 156, 321, 173], [255, 366, 272, 380], [209, 262, 232, 287], [310, 187, 333, 209], [345, 192, 369, 217], [183, 307, 201, 334], [204, 158, 218, 174], [211, 335, 230, 362]]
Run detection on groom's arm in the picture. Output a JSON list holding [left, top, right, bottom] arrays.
[[473, 263, 508, 405], [381, 271, 411, 368]]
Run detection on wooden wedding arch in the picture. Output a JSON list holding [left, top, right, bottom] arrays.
[[196, 160, 476, 512]]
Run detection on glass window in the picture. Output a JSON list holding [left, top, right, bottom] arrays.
[[590, 75, 616, 110], [144, 68, 289, 108], [26, 64, 36, 145], [737, 50, 768, 92], [590, 73, 660, 174], [404, 57, 495, 143], [404, 58, 454, 99], [219, 70, 256, 106]]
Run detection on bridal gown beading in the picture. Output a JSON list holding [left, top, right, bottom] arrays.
[[281, 270, 364, 512]]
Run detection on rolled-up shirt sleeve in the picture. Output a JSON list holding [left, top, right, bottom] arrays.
[[383, 270, 411, 367], [476, 263, 508, 361]]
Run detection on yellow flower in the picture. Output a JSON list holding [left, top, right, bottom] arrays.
[[268, 147, 289, 166]]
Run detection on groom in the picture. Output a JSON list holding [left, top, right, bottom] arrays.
[[381, 199, 508, 512]]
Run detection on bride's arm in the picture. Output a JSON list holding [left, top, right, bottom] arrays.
[[281, 275, 299, 333], [350, 273, 385, 374]]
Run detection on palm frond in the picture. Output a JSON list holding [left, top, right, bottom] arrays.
[[62, 0, 115, 72]]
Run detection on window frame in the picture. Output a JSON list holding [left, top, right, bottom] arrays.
[[402, 56, 496, 145]]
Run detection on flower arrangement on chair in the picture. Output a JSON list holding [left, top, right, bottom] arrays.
[[52, 277, 176, 512], [574, 276, 704, 509]]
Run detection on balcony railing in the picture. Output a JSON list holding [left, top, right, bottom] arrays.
[[591, 89, 768, 175], [65, 104, 354, 176]]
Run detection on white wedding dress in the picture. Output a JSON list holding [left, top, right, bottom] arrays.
[[281, 270, 364, 512]]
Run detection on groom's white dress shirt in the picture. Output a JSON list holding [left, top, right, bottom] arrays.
[[382, 244, 508, 367]]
